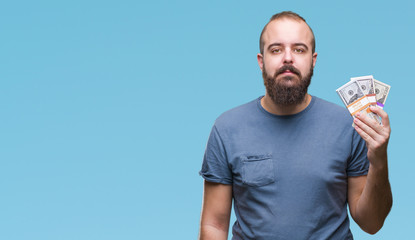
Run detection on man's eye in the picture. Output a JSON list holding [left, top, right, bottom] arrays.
[[272, 49, 281, 53], [294, 48, 305, 53]]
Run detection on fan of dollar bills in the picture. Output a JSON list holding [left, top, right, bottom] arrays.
[[336, 75, 390, 124]]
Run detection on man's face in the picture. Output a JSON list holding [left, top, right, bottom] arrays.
[[258, 18, 317, 105]]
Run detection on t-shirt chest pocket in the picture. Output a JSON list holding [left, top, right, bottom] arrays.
[[241, 155, 275, 187]]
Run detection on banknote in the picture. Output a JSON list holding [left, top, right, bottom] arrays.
[[337, 80, 364, 106], [351, 75, 376, 105], [336, 80, 381, 124], [374, 79, 391, 108]]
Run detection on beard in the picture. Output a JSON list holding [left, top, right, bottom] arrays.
[[263, 63, 314, 105]]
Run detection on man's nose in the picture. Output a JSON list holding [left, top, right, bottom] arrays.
[[283, 50, 293, 64]]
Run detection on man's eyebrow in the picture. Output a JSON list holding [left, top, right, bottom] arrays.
[[267, 43, 282, 50], [293, 43, 309, 50], [267, 43, 309, 50]]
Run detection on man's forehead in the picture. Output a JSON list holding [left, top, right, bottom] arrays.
[[263, 18, 313, 46]]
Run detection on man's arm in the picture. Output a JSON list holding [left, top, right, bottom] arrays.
[[348, 106, 393, 234], [198, 181, 232, 240]]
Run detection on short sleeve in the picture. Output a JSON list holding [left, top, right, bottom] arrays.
[[347, 129, 370, 176], [199, 125, 232, 184]]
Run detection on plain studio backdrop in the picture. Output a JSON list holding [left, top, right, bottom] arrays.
[[1, 0, 413, 239]]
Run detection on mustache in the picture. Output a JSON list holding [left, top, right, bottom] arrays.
[[274, 65, 301, 78]]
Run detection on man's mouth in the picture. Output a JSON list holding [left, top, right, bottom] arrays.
[[280, 70, 297, 77], [274, 65, 301, 79], [277, 65, 300, 76]]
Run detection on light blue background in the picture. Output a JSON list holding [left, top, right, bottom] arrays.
[[1, 0, 413, 239]]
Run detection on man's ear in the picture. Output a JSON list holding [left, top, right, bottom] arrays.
[[312, 52, 318, 68], [257, 53, 264, 71]]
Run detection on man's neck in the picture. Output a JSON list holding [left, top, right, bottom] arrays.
[[261, 94, 312, 116]]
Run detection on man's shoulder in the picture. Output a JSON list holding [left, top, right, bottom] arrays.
[[312, 96, 353, 124], [214, 97, 260, 128], [314, 96, 349, 115]]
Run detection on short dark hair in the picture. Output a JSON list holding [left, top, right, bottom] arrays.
[[259, 11, 316, 54]]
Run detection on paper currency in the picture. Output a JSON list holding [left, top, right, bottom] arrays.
[[337, 80, 364, 106], [336, 80, 382, 124], [351, 75, 376, 105], [374, 79, 391, 109]]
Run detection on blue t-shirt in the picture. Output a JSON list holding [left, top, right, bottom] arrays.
[[200, 96, 369, 240]]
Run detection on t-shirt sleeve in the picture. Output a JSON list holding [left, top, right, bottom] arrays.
[[347, 129, 370, 176], [199, 125, 233, 185]]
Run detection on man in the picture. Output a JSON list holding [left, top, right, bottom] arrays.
[[198, 11, 392, 240]]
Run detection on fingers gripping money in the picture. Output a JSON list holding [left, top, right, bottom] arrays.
[[354, 106, 391, 165]]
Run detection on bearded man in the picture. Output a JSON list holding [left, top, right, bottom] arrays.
[[198, 11, 392, 240]]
